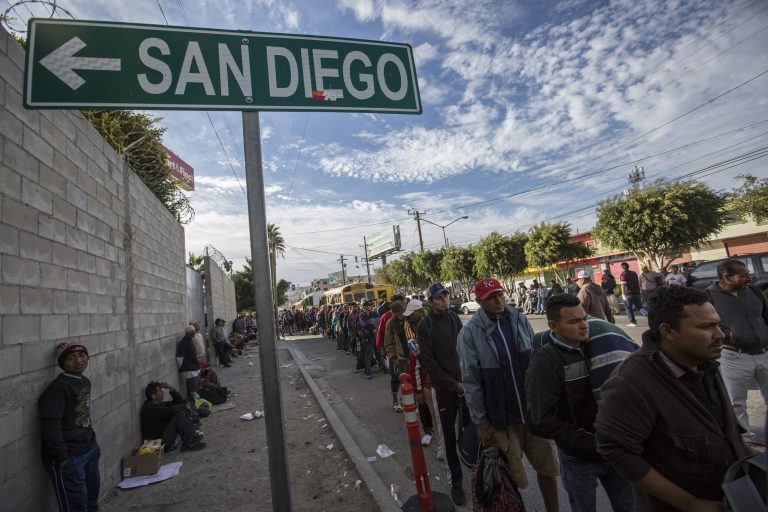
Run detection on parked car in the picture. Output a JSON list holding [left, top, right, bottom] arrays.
[[686, 252, 768, 292], [459, 297, 516, 315]]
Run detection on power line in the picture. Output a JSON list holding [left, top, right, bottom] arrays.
[[283, 217, 412, 236], [155, 0, 169, 24], [205, 112, 247, 197], [419, 146, 768, 251], [648, 21, 768, 94], [643, 1, 768, 84], [426, 119, 768, 216], [152, 0, 247, 200]]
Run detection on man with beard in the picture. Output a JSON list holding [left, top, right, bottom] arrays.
[[596, 286, 749, 512]]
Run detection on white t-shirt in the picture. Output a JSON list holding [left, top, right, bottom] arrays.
[[665, 273, 687, 286]]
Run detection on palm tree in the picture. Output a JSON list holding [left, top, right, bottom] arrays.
[[188, 251, 204, 268], [266, 223, 286, 317], [187, 251, 206, 282]]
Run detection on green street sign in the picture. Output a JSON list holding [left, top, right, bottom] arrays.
[[24, 19, 422, 114]]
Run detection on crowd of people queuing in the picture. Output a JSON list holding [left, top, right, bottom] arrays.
[[37, 314, 257, 511], [289, 258, 767, 511], [35, 257, 766, 511], [514, 262, 688, 328]]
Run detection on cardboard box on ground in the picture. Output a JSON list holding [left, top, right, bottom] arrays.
[[122, 449, 163, 477]]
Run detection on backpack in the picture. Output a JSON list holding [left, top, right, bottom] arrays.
[[199, 384, 228, 405], [471, 445, 526, 512], [457, 401, 481, 468], [723, 451, 767, 511], [601, 274, 616, 292], [420, 310, 462, 339]]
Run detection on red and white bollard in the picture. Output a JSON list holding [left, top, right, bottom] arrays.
[[399, 373, 454, 512]]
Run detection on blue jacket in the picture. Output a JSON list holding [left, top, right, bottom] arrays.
[[458, 305, 534, 430]]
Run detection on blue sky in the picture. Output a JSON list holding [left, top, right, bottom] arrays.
[[6, 0, 768, 285]]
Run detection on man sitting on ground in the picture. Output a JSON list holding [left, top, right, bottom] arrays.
[[140, 381, 206, 452]]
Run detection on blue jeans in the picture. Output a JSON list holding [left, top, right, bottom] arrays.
[[46, 443, 101, 512], [624, 293, 646, 324], [559, 449, 633, 512]]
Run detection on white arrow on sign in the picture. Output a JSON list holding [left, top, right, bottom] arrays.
[[39, 36, 121, 90]]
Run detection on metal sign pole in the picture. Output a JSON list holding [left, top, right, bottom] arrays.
[[242, 111, 293, 512]]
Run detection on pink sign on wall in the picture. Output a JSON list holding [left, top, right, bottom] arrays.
[[166, 148, 194, 191]]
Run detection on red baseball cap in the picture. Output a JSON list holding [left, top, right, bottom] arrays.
[[473, 278, 505, 300]]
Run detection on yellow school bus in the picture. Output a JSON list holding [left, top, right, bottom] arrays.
[[321, 283, 395, 305]]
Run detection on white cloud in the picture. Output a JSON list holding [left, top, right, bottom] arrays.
[[337, 0, 379, 22], [414, 42, 440, 64]]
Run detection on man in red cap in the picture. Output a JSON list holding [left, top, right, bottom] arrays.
[[458, 278, 560, 512], [39, 341, 101, 511]]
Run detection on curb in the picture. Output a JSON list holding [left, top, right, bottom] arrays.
[[285, 343, 402, 512]]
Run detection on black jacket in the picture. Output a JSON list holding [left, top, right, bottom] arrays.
[[706, 283, 768, 349], [417, 310, 463, 394], [525, 333, 600, 462], [176, 335, 200, 372], [140, 389, 186, 440], [596, 331, 746, 511]]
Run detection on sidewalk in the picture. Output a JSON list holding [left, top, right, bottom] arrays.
[[100, 344, 377, 512], [283, 325, 575, 512]]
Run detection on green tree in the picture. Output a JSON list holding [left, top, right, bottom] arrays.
[[233, 258, 254, 311], [82, 110, 192, 222], [412, 249, 445, 284], [187, 251, 204, 271], [276, 279, 292, 306], [267, 223, 286, 306], [728, 174, 768, 222], [187, 251, 206, 286], [593, 179, 726, 270], [473, 232, 528, 289], [525, 222, 593, 281], [378, 253, 424, 290], [440, 246, 476, 299]]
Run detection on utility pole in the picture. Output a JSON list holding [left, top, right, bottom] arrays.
[[628, 165, 645, 188], [408, 209, 426, 252], [362, 236, 372, 283], [337, 254, 347, 284]]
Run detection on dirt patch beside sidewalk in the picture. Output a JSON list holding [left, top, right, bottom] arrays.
[[100, 346, 377, 512]]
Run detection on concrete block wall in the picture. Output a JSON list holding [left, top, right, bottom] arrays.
[[204, 256, 237, 362], [0, 29, 188, 509]]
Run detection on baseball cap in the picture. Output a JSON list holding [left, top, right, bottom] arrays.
[[427, 283, 448, 299], [472, 278, 505, 301], [576, 270, 591, 279], [403, 299, 423, 317], [55, 341, 88, 369]]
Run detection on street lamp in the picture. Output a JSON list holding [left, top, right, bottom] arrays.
[[421, 216, 469, 248]]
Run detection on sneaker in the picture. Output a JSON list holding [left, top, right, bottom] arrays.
[[436, 446, 445, 461], [192, 419, 202, 427], [181, 440, 206, 451], [627, 323, 637, 327], [192, 433, 205, 444], [366, 374, 373, 380], [421, 434, 432, 446], [450, 486, 466, 506]]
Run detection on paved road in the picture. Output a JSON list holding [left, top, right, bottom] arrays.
[[285, 312, 765, 511]]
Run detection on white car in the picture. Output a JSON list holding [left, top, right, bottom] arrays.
[[459, 298, 516, 315], [459, 301, 481, 315]]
